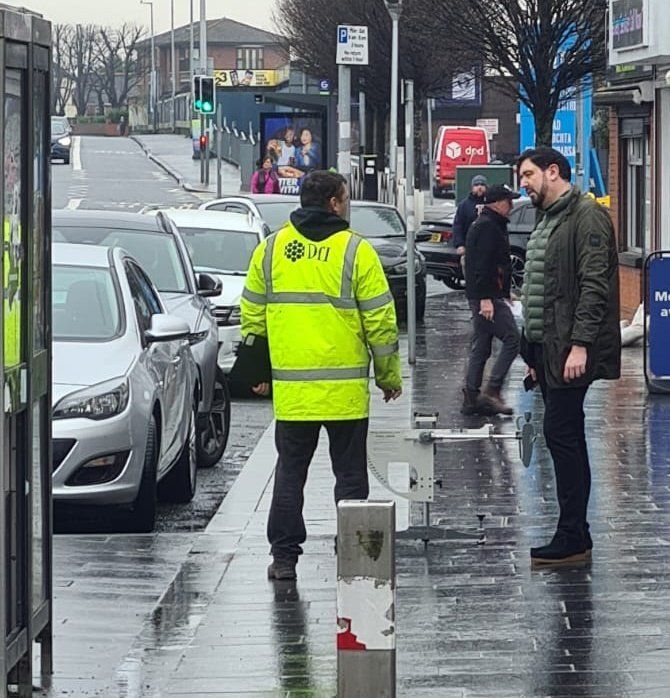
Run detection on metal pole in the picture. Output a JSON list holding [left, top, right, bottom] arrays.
[[205, 115, 211, 186], [404, 79, 416, 364], [337, 501, 396, 697], [171, 0, 176, 132], [190, 0, 194, 98], [427, 98, 434, 205], [200, 0, 207, 73], [338, 64, 352, 178], [389, 11, 400, 186], [200, 113, 205, 183], [217, 109, 223, 197], [359, 90, 366, 154]]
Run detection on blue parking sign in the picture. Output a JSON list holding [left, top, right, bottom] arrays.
[[649, 256, 670, 378], [339, 27, 348, 43]]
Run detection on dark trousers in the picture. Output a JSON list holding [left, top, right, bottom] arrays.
[[267, 419, 369, 561], [535, 347, 591, 542], [465, 299, 520, 393]]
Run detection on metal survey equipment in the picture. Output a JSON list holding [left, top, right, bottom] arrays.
[[367, 412, 536, 548]]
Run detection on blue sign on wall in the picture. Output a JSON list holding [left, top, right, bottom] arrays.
[[519, 97, 579, 181], [649, 257, 670, 378]]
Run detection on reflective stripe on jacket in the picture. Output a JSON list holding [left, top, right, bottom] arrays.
[[241, 221, 401, 421]]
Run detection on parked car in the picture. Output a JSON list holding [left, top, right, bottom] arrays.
[[416, 198, 535, 294], [52, 210, 230, 468], [51, 117, 71, 164], [52, 243, 197, 531], [155, 209, 269, 372], [200, 195, 427, 319]]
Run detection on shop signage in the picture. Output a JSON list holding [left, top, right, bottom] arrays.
[[611, 0, 647, 51], [649, 257, 670, 377], [214, 69, 280, 88]]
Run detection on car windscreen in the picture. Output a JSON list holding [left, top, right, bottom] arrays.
[[52, 226, 189, 293], [255, 202, 298, 231], [53, 265, 121, 341], [350, 207, 405, 238], [179, 227, 259, 273], [51, 121, 67, 136]]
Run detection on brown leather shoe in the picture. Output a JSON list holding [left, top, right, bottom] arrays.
[[267, 559, 297, 580], [483, 387, 513, 416]]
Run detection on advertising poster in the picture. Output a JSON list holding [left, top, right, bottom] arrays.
[[260, 112, 326, 195]]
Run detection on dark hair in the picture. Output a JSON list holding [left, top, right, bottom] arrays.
[[517, 147, 571, 182], [300, 170, 347, 208]]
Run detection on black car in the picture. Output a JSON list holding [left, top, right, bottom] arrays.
[[200, 195, 427, 320], [416, 198, 536, 294], [51, 117, 71, 164]]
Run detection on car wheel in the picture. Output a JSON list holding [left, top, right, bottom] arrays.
[[443, 276, 465, 290], [159, 404, 197, 503], [197, 368, 231, 468], [510, 249, 526, 296], [129, 415, 158, 533]]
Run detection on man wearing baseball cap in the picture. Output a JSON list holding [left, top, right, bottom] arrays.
[[462, 184, 521, 416], [453, 175, 488, 255]]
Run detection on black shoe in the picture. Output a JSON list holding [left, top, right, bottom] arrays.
[[267, 559, 297, 580], [584, 528, 593, 558], [461, 389, 479, 416], [530, 533, 589, 566]]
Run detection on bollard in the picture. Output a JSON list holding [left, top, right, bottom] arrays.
[[337, 501, 396, 698]]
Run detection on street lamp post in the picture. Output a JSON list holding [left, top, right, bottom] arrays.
[[385, 0, 402, 187], [171, 0, 176, 132], [140, 0, 156, 132], [190, 0, 195, 101]]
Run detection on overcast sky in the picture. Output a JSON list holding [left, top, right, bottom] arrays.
[[26, 0, 277, 33]]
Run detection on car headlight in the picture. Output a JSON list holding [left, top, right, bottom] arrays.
[[189, 329, 209, 345], [57, 136, 72, 147], [53, 378, 129, 420], [229, 306, 241, 325]]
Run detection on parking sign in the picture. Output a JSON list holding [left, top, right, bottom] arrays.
[[336, 25, 369, 65]]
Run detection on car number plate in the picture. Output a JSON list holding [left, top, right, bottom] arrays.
[[430, 233, 442, 243]]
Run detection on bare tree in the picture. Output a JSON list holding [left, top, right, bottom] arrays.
[[432, 0, 608, 146], [93, 24, 145, 110], [52, 24, 75, 115], [69, 24, 98, 116], [275, 0, 468, 170]]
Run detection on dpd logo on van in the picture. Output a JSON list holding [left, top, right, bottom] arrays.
[[284, 240, 331, 263], [446, 141, 462, 159]]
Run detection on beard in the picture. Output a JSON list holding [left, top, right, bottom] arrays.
[[527, 178, 549, 209]]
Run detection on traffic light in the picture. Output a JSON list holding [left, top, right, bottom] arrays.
[[200, 76, 215, 115], [193, 75, 203, 111]]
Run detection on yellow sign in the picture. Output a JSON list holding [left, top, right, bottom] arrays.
[[214, 69, 280, 88]]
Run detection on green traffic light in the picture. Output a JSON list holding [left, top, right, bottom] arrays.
[[202, 101, 213, 112], [195, 99, 202, 109]]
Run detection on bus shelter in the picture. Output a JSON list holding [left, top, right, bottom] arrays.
[[0, 5, 53, 696]]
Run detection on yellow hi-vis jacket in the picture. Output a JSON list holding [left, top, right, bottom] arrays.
[[241, 221, 402, 421]]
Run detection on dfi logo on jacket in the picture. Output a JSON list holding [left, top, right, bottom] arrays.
[[284, 240, 331, 263]]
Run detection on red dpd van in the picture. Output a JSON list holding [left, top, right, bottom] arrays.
[[433, 126, 490, 197]]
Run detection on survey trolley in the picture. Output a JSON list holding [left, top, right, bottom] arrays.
[[367, 412, 536, 549], [644, 250, 670, 394]]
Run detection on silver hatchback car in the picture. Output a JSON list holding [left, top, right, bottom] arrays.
[[52, 243, 198, 532]]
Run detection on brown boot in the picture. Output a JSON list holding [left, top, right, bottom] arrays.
[[461, 389, 479, 416], [483, 386, 513, 416]]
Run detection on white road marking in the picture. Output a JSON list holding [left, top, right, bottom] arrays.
[[72, 136, 82, 171], [66, 198, 82, 210]]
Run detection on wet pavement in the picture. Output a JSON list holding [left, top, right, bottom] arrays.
[[41, 290, 670, 697]]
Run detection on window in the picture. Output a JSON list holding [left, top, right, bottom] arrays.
[[208, 202, 251, 215], [53, 226, 189, 293], [236, 47, 264, 70], [180, 228, 260, 273], [52, 266, 122, 341], [125, 262, 162, 335]]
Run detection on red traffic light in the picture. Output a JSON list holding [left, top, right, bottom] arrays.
[[199, 135, 208, 151]]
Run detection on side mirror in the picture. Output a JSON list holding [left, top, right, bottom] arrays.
[[145, 314, 190, 344], [197, 272, 222, 298]]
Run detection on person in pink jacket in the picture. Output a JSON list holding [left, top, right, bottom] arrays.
[[251, 157, 281, 194]]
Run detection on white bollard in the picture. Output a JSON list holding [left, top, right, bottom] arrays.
[[337, 500, 396, 697]]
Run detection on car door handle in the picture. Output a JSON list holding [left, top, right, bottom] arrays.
[[170, 356, 182, 365]]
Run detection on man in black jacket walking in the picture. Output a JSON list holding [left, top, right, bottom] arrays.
[[453, 175, 488, 254], [462, 185, 521, 416]]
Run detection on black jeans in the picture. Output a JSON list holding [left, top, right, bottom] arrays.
[[267, 419, 369, 562], [465, 299, 520, 393], [535, 346, 591, 543]]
